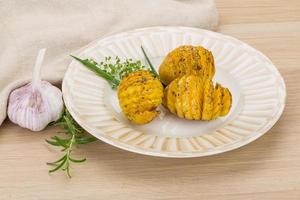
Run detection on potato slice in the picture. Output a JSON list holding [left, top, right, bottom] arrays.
[[220, 87, 232, 116], [212, 83, 223, 119], [175, 75, 187, 118], [163, 74, 232, 121], [201, 78, 214, 120]]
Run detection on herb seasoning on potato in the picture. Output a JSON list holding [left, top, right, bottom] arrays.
[[160, 45, 232, 120], [71, 54, 163, 125], [72, 45, 232, 124], [163, 74, 232, 120], [159, 45, 215, 85]]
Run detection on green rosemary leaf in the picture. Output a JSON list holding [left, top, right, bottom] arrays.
[[46, 162, 59, 167], [69, 157, 87, 163], [47, 155, 67, 165], [49, 156, 67, 173], [71, 55, 120, 87], [52, 136, 69, 148], [64, 116, 75, 134], [45, 139, 60, 146], [61, 147, 68, 152], [141, 46, 159, 78], [66, 165, 71, 178]]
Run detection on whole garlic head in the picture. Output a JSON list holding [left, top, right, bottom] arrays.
[[7, 49, 64, 131]]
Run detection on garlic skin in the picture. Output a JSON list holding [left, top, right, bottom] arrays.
[[7, 82, 63, 131], [7, 49, 64, 131]]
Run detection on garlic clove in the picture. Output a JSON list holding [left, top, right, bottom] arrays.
[[7, 49, 64, 131]]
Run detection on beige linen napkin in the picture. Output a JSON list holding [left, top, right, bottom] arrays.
[[0, 0, 218, 126]]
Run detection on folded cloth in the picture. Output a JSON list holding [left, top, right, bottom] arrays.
[[0, 0, 218, 126]]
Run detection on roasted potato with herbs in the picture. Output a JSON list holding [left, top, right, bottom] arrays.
[[163, 74, 232, 120], [72, 56, 163, 125], [118, 70, 164, 124], [159, 45, 215, 85], [73, 45, 231, 124]]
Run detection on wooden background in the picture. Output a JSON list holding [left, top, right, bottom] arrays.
[[1, 0, 300, 199]]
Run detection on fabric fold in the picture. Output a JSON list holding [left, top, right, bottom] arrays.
[[0, 0, 218, 125]]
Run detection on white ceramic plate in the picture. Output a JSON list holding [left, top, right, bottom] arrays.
[[62, 27, 286, 157]]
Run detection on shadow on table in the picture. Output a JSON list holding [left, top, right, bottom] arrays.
[[83, 115, 287, 183]]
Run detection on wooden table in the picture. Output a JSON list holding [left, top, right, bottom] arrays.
[[1, 0, 300, 199]]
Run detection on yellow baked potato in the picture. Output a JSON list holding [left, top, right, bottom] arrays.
[[163, 74, 232, 120], [159, 45, 215, 85], [118, 70, 164, 124]]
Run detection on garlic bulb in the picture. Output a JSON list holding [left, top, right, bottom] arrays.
[[7, 49, 64, 131]]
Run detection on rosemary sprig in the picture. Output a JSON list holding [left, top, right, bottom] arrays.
[[46, 108, 97, 178]]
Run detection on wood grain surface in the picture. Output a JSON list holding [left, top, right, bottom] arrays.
[[1, 0, 300, 199]]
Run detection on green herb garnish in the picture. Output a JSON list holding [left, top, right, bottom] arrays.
[[71, 55, 146, 89], [71, 46, 159, 89], [46, 47, 159, 177], [141, 46, 159, 78], [46, 108, 97, 178]]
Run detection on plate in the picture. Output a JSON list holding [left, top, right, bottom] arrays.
[[62, 27, 286, 157]]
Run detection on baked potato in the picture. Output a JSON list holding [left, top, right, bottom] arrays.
[[159, 45, 215, 85], [163, 74, 232, 120], [118, 70, 164, 124]]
